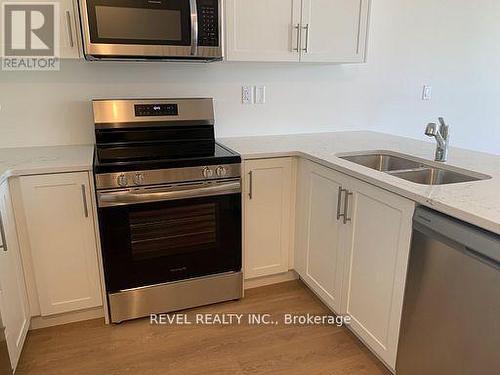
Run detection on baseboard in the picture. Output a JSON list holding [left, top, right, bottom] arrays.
[[244, 270, 298, 289], [344, 324, 395, 374], [29, 273, 298, 329], [297, 276, 395, 374], [30, 307, 104, 330]]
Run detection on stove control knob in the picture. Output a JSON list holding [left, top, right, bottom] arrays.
[[216, 166, 227, 177], [202, 167, 214, 179], [117, 174, 128, 187], [133, 172, 145, 186]]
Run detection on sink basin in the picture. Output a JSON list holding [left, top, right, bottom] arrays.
[[338, 151, 491, 185], [388, 168, 482, 185], [340, 153, 423, 172]]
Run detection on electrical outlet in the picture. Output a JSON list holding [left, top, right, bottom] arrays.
[[255, 85, 266, 104], [422, 85, 432, 101], [242, 86, 254, 104]]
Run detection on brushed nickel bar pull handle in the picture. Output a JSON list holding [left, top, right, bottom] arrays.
[[292, 24, 301, 52], [337, 186, 343, 220], [189, 0, 199, 56], [248, 171, 253, 200], [343, 190, 353, 224], [65, 10, 74, 48], [98, 181, 241, 208], [81, 184, 89, 218], [0, 212, 8, 252], [302, 24, 310, 53]]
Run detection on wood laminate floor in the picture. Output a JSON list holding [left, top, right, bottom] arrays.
[[17, 281, 390, 375]]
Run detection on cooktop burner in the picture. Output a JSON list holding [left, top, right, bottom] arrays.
[[92, 98, 240, 175], [94, 142, 240, 174]]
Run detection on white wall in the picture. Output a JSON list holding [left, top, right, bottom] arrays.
[[0, 0, 499, 155]]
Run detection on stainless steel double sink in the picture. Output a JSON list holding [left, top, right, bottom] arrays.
[[338, 152, 491, 185]]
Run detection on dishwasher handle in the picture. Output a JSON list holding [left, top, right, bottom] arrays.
[[413, 207, 500, 265]]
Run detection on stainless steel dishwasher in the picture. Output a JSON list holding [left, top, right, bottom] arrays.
[[396, 207, 500, 375]]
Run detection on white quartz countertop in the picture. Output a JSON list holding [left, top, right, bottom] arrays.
[[219, 131, 500, 235], [0, 144, 94, 185]]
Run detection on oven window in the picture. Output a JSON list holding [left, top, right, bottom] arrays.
[[129, 203, 216, 260], [95, 6, 182, 41], [98, 193, 241, 292], [86, 0, 191, 46]]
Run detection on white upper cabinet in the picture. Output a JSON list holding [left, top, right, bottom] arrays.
[[244, 158, 294, 279], [225, 0, 370, 63], [0, 0, 81, 58], [341, 178, 414, 370], [301, 0, 370, 63], [19, 172, 102, 316], [0, 181, 30, 371], [59, 0, 81, 59], [225, 0, 302, 62], [294, 160, 348, 313]]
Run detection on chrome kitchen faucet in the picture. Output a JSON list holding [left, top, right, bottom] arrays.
[[425, 117, 450, 162]]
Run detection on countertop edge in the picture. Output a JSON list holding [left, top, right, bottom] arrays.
[[231, 149, 500, 236], [0, 165, 93, 186], [0, 145, 94, 186]]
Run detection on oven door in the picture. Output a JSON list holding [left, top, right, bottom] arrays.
[[97, 180, 242, 293], [80, 0, 195, 59]]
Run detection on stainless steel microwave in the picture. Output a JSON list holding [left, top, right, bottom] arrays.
[[78, 0, 222, 61]]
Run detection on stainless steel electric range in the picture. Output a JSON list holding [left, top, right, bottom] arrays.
[[92, 98, 242, 323]]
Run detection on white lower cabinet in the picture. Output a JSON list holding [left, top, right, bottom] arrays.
[[341, 178, 414, 370], [0, 181, 30, 371], [19, 172, 102, 316], [294, 159, 414, 370], [243, 158, 293, 279], [294, 159, 347, 312]]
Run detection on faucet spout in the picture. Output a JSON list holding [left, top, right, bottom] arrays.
[[425, 118, 450, 162]]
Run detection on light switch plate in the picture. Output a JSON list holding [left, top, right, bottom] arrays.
[[255, 85, 266, 104]]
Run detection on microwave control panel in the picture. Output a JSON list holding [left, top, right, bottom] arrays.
[[198, 0, 219, 47]]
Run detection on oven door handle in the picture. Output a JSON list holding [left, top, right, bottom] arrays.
[[97, 180, 241, 207]]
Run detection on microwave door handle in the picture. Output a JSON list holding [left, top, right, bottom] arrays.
[[189, 0, 198, 55]]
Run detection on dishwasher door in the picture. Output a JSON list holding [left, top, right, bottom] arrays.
[[396, 207, 500, 375]]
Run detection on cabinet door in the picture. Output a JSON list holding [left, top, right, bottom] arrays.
[[225, 0, 301, 61], [244, 158, 293, 279], [0, 182, 30, 371], [59, 0, 81, 58], [20, 172, 101, 316], [341, 178, 414, 370], [295, 161, 347, 312], [301, 0, 370, 63], [0, 0, 81, 59]]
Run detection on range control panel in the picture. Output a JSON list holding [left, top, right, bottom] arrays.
[[95, 164, 241, 190], [198, 0, 219, 47], [134, 104, 179, 117]]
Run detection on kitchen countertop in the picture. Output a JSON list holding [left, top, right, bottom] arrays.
[[219, 131, 500, 235], [1, 134, 499, 235], [0, 145, 94, 186]]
